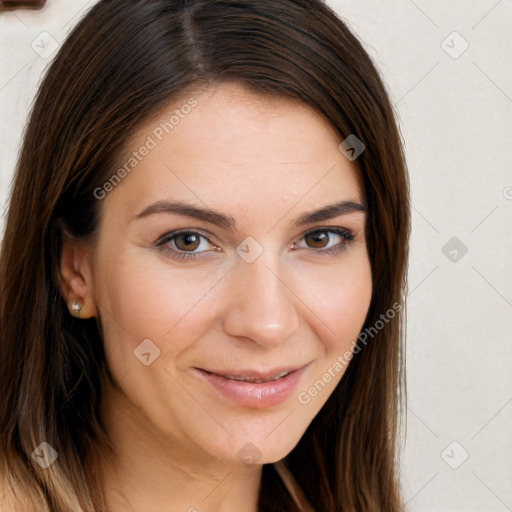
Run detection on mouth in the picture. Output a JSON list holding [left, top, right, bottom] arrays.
[[199, 367, 300, 383], [193, 364, 309, 408]]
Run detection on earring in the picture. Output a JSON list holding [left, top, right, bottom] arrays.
[[69, 300, 84, 317]]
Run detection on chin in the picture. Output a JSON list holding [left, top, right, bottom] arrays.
[[200, 423, 305, 467]]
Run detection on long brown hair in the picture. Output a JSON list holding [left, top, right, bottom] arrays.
[[0, 1, 410, 510]]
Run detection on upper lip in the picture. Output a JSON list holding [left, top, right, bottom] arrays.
[[196, 364, 308, 382]]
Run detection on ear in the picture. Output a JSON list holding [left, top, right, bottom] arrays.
[[59, 231, 98, 319]]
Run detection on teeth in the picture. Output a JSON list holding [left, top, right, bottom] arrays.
[[271, 370, 291, 381], [224, 370, 291, 383]]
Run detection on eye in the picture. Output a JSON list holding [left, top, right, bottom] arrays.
[[292, 227, 355, 255], [155, 227, 356, 262], [155, 230, 218, 261]]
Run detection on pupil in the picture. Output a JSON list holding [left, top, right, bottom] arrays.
[[178, 234, 199, 250], [308, 231, 327, 248]]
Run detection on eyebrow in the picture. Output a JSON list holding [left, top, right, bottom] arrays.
[[133, 199, 367, 230]]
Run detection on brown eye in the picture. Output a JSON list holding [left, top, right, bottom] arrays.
[[293, 228, 355, 256], [305, 230, 330, 249], [174, 233, 201, 251], [156, 230, 219, 261]]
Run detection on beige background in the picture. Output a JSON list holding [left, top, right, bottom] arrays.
[[1, 1, 511, 510]]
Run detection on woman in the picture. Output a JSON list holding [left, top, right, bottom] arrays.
[[0, 0, 410, 510]]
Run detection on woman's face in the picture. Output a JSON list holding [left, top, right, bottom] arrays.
[[82, 83, 372, 465]]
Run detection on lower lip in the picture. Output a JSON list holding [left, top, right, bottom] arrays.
[[196, 366, 308, 408]]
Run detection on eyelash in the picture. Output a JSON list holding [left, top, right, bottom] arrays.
[[155, 227, 355, 261]]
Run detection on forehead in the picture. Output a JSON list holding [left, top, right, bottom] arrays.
[[104, 83, 365, 223]]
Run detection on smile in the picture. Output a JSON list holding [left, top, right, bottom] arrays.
[[194, 364, 309, 408], [209, 369, 293, 383]]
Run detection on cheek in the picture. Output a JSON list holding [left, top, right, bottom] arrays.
[[92, 251, 224, 415], [291, 256, 372, 411], [95, 249, 223, 353], [296, 254, 373, 353]]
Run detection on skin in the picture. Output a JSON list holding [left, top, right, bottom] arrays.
[[59, 82, 373, 512]]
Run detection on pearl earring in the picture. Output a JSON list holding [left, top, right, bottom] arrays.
[[69, 300, 84, 317]]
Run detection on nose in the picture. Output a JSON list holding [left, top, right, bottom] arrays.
[[221, 249, 300, 347]]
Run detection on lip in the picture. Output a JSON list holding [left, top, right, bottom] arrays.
[[194, 364, 309, 408]]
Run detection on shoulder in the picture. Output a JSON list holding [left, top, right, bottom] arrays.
[[0, 472, 16, 512], [0, 466, 38, 512], [0, 471, 18, 512]]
